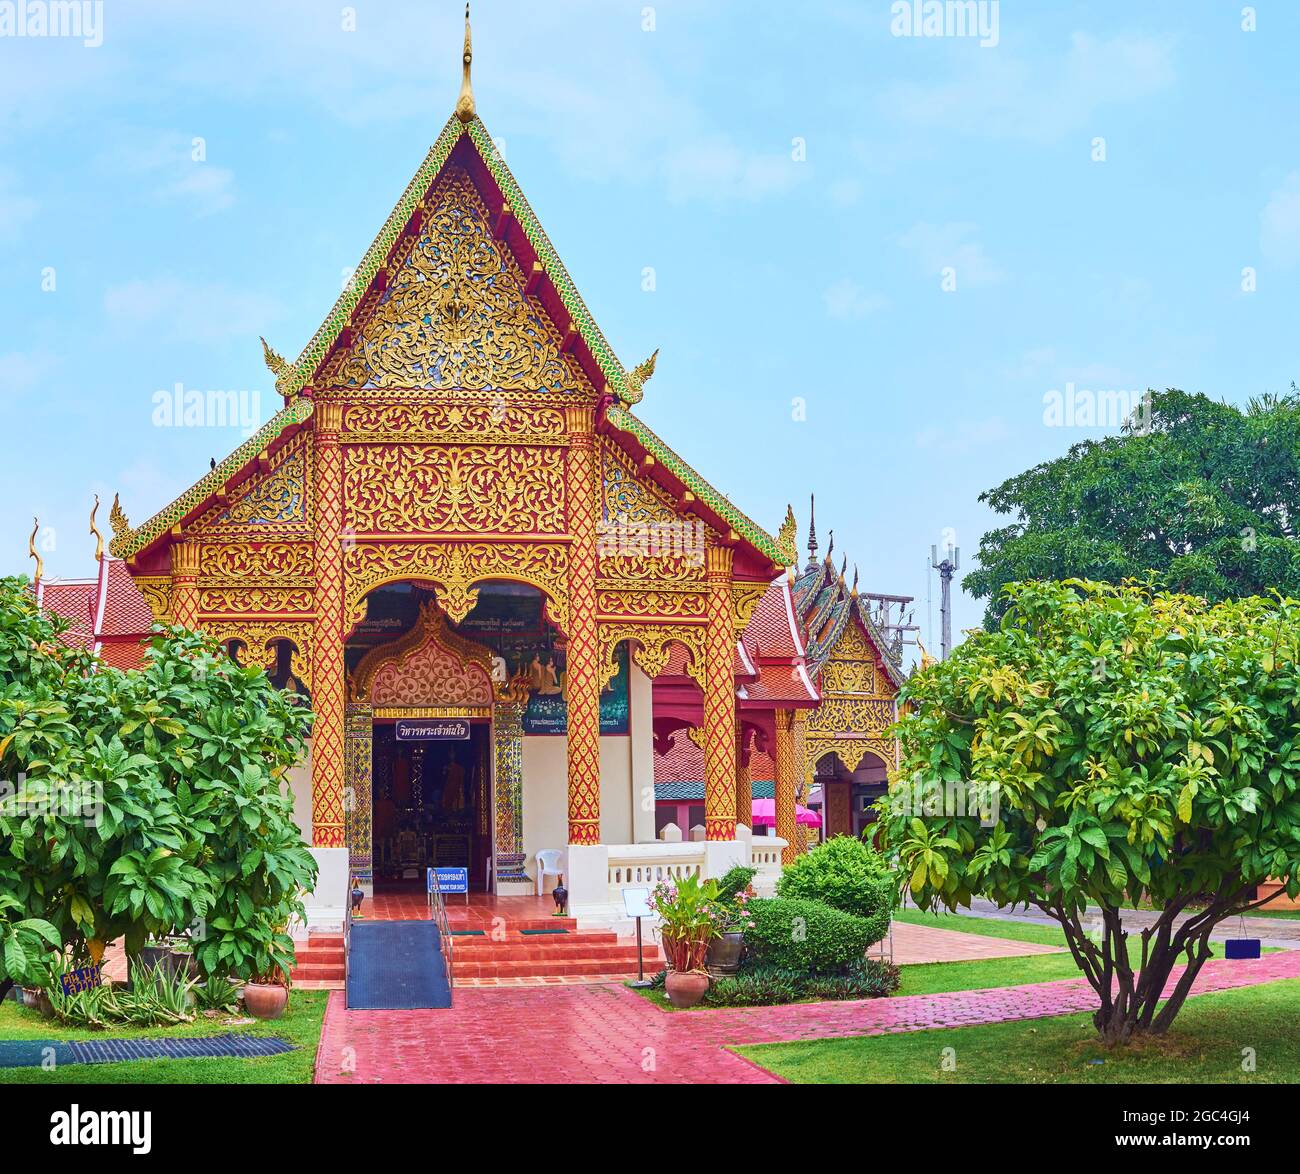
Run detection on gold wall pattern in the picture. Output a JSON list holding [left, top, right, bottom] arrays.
[[343, 397, 567, 443], [599, 441, 681, 525], [343, 444, 566, 534], [597, 553, 705, 584], [596, 622, 706, 688], [343, 540, 569, 632], [186, 433, 314, 539], [807, 696, 894, 737], [197, 541, 314, 585], [331, 167, 586, 394], [199, 587, 314, 615], [731, 581, 767, 638]]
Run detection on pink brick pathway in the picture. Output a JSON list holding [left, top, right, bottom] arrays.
[[313, 949, 1300, 1084]]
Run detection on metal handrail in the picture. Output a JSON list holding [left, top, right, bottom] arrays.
[[427, 867, 454, 1004], [343, 879, 353, 1009]]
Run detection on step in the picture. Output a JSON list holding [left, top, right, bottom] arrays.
[[449, 933, 623, 953], [451, 942, 660, 963], [445, 918, 579, 933], [290, 963, 346, 981], [451, 958, 656, 979]]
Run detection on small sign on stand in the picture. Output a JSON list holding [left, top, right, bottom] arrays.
[[428, 865, 470, 905], [622, 886, 654, 988]]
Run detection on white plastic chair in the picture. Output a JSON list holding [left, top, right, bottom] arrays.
[[536, 848, 565, 895]]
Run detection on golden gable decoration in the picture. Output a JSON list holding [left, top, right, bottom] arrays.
[[351, 603, 494, 709], [331, 168, 586, 393]]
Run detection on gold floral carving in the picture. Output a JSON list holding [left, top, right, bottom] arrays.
[[822, 659, 876, 694], [351, 603, 494, 709], [596, 622, 706, 688], [806, 737, 893, 776], [216, 450, 308, 526], [599, 441, 680, 525], [135, 577, 171, 624], [198, 587, 314, 614], [731, 581, 767, 638], [343, 399, 566, 443], [807, 696, 895, 737], [343, 541, 568, 633], [331, 168, 586, 393], [597, 553, 704, 584], [595, 587, 706, 620], [203, 620, 313, 690], [197, 542, 313, 585], [344, 444, 565, 534]]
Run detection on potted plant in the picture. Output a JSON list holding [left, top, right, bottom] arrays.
[[706, 885, 755, 978], [649, 874, 722, 1008], [242, 966, 289, 1020]]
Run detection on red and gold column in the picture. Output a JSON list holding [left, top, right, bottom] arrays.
[[774, 708, 799, 864], [703, 545, 736, 840], [564, 403, 601, 845], [311, 401, 346, 848], [735, 723, 752, 830], [169, 541, 200, 629]]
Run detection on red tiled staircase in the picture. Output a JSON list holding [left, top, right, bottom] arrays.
[[290, 933, 345, 988], [450, 917, 662, 981]]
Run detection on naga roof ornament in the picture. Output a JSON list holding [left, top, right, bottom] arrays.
[[27, 517, 42, 582], [260, 336, 296, 396], [455, 3, 476, 124], [109, 493, 131, 538], [776, 504, 797, 566], [89, 495, 104, 562], [617, 348, 658, 407]]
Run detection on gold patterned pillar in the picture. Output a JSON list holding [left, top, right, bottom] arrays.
[[703, 545, 737, 840], [343, 704, 373, 890], [311, 401, 346, 848], [735, 724, 752, 830], [792, 709, 810, 856], [493, 700, 527, 882], [564, 403, 601, 845], [775, 709, 799, 865], [169, 542, 200, 629]]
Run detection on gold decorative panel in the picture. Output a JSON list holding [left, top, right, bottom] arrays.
[[343, 397, 566, 443], [135, 576, 171, 624], [198, 587, 314, 615], [599, 441, 680, 525], [197, 542, 313, 585], [344, 444, 565, 534], [597, 621, 706, 688], [330, 167, 587, 393], [203, 620, 313, 691], [352, 603, 494, 709], [595, 586, 706, 620], [343, 541, 568, 632]]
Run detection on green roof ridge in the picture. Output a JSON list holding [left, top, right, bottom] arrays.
[[605, 405, 791, 567]]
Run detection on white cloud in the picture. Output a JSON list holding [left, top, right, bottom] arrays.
[[823, 278, 888, 320], [1261, 172, 1300, 268], [882, 31, 1177, 142], [104, 278, 281, 345], [914, 416, 1010, 453], [898, 221, 1002, 286]]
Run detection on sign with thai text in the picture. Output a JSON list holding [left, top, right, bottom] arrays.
[[427, 866, 469, 895], [395, 718, 471, 741]]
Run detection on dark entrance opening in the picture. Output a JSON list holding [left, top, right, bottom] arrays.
[[370, 719, 492, 893]]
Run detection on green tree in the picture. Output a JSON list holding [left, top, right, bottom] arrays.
[[881, 579, 1300, 1044], [966, 388, 1300, 626], [0, 576, 316, 999]]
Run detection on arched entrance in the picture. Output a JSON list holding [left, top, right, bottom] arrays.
[[810, 745, 892, 842]]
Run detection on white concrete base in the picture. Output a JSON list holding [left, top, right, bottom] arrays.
[[300, 847, 349, 934], [702, 838, 748, 879], [566, 842, 621, 922], [496, 878, 535, 897]]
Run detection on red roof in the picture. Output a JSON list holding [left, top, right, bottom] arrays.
[[34, 559, 153, 669], [654, 732, 775, 785]]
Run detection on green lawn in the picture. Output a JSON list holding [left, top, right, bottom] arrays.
[[0, 990, 328, 1084], [736, 977, 1300, 1083]]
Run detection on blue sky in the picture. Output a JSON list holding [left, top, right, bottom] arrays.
[[2, 0, 1298, 651]]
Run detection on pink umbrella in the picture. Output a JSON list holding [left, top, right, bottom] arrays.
[[751, 798, 822, 828]]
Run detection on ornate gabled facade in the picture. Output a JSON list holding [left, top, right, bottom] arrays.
[[29, 13, 912, 914]]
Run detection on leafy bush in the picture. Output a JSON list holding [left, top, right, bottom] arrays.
[[195, 975, 241, 1013], [743, 896, 875, 973], [704, 966, 801, 1007], [0, 575, 316, 990], [715, 865, 758, 903], [801, 958, 900, 1000], [45, 961, 197, 1028], [777, 836, 896, 944]]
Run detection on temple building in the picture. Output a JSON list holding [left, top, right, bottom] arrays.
[[25, 12, 914, 924]]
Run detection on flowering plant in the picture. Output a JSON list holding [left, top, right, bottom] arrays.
[[716, 886, 756, 934], [649, 874, 723, 973]]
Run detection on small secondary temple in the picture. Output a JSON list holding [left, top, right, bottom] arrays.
[[27, 12, 914, 921]]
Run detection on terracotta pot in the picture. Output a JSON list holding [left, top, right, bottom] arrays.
[[706, 932, 744, 978], [243, 982, 289, 1020], [664, 969, 710, 1009]]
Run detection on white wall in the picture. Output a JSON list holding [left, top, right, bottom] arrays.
[[286, 738, 313, 841]]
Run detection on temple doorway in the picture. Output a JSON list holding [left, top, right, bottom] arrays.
[[370, 719, 493, 893]]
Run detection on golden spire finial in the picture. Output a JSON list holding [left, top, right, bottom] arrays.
[[89, 494, 104, 562], [28, 517, 42, 583], [454, 3, 476, 124]]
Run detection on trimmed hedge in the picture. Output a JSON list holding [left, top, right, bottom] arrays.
[[776, 836, 896, 944], [714, 865, 758, 903], [743, 896, 875, 973]]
